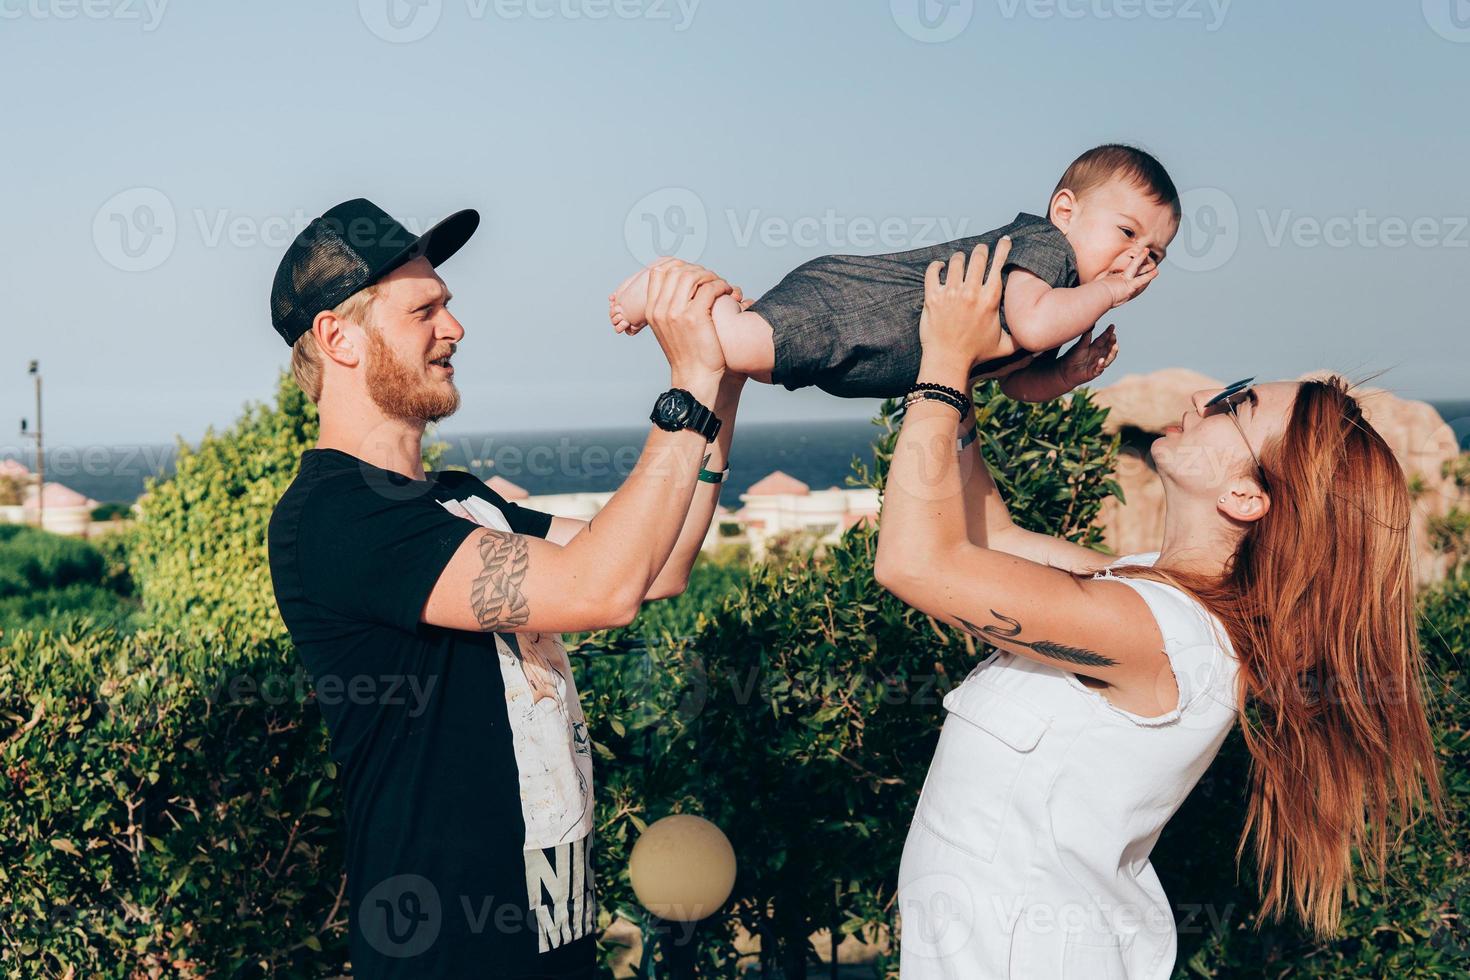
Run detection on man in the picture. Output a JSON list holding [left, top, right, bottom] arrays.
[[266, 199, 745, 978]]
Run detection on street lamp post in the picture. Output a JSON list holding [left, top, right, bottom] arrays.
[[19, 361, 43, 529], [628, 814, 738, 979]]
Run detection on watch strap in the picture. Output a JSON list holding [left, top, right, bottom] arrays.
[[682, 398, 722, 442]]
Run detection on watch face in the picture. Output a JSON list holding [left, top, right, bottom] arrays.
[[656, 390, 693, 426]]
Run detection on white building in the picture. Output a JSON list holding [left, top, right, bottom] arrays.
[[0, 460, 102, 536], [733, 470, 879, 559], [496, 469, 879, 559]]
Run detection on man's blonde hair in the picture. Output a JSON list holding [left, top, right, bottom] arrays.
[[290, 283, 381, 403]]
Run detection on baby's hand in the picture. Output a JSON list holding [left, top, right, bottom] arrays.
[[1056, 323, 1119, 390], [1102, 246, 1158, 309]]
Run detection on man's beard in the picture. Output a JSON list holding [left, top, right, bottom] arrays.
[[364, 327, 461, 424]]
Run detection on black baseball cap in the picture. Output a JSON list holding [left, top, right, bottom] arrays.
[[270, 198, 479, 347]]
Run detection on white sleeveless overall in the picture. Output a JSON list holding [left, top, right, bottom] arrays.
[[897, 553, 1241, 979]]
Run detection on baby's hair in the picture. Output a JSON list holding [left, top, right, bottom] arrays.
[[1052, 144, 1180, 219]]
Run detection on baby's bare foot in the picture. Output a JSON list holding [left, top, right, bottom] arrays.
[[609, 293, 637, 335], [609, 266, 653, 334]]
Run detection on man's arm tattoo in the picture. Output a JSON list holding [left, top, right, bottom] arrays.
[[470, 530, 530, 630], [955, 610, 1119, 669]]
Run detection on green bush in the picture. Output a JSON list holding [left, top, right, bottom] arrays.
[[0, 525, 106, 599], [578, 384, 1122, 977], [5, 371, 1461, 980], [89, 503, 133, 522], [129, 374, 320, 644], [0, 474, 24, 507], [0, 527, 137, 635], [0, 584, 138, 635], [0, 624, 344, 977]]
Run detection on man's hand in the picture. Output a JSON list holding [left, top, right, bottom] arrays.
[[1102, 246, 1159, 308], [642, 258, 733, 388]]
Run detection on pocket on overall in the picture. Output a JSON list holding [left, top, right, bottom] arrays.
[[1012, 924, 1133, 979], [1060, 932, 1129, 979], [915, 682, 1050, 863]]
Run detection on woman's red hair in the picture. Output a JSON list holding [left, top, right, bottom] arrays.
[[1115, 375, 1444, 936]]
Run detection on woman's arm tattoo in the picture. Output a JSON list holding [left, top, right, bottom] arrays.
[[470, 530, 530, 630], [955, 610, 1119, 669]]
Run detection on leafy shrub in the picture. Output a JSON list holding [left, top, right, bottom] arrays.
[[129, 374, 319, 644], [89, 503, 133, 522], [90, 527, 137, 599], [0, 624, 344, 977], [578, 384, 1122, 977], [7, 371, 1460, 980], [0, 525, 106, 599], [1429, 506, 1470, 576], [0, 474, 24, 507], [0, 527, 138, 635], [0, 584, 139, 635]]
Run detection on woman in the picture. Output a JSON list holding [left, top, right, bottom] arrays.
[[873, 239, 1443, 978]]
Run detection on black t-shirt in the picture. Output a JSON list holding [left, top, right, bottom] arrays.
[[268, 448, 597, 979]]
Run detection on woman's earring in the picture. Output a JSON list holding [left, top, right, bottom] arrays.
[[1218, 496, 1226, 503]]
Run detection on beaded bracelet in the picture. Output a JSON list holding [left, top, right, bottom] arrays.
[[909, 381, 970, 405], [902, 389, 969, 417]]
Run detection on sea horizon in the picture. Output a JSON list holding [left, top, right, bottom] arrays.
[[7, 401, 1470, 507]]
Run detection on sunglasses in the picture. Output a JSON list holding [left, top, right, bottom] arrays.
[[1203, 378, 1271, 492]]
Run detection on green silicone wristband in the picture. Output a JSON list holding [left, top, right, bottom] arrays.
[[698, 453, 729, 484]]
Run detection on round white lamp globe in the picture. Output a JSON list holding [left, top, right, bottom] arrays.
[[628, 814, 737, 922]]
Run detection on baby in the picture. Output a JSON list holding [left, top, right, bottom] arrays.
[[610, 145, 1181, 403]]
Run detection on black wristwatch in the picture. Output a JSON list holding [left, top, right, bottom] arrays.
[[650, 388, 722, 443]]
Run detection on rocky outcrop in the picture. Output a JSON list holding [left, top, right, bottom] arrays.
[[1091, 369, 1463, 584]]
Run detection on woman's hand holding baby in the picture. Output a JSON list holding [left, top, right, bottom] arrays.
[[917, 238, 1011, 375]]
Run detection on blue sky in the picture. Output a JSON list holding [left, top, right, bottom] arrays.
[[2, 0, 1466, 452]]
